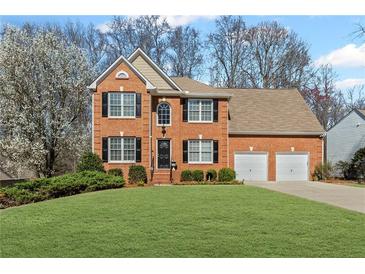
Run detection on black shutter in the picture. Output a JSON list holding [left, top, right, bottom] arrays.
[[182, 99, 188, 122], [183, 140, 188, 163], [213, 140, 219, 163], [102, 92, 108, 117], [136, 137, 141, 162], [102, 137, 108, 162], [213, 99, 218, 122], [135, 93, 141, 118]]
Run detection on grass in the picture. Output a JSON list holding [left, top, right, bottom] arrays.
[[1, 185, 364, 258]]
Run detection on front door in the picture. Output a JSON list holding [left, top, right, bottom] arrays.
[[157, 139, 171, 169]]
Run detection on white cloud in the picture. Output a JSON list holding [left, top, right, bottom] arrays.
[[162, 15, 217, 27], [315, 43, 365, 68], [335, 78, 365, 89], [96, 22, 111, 34]]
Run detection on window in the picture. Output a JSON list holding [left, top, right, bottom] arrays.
[[115, 70, 129, 79], [157, 102, 171, 126], [109, 137, 136, 162], [108, 93, 135, 118], [188, 140, 213, 163], [188, 99, 213, 122]]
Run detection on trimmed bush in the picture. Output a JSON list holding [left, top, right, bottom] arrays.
[[107, 168, 123, 177], [77, 152, 105, 173], [180, 170, 193, 182], [206, 169, 217, 181], [0, 171, 124, 208], [218, 168, 235, 182], [313, 162, 333, 181], [128, 165, 147, 184], [192, 170, 204, 182]]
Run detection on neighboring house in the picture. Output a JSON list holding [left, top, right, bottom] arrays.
[[88, 48, 324, 183], [326, 109, 365, 165]]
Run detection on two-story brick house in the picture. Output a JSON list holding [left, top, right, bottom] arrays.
[[89, 48, 324, 183]]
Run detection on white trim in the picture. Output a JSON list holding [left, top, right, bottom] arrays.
[[128, 48, 182, 91], [188, 99, 213, 123], [87, 54, 155, 91], [91, 93, 94, 153], [156, 102, 172, 127], [188, 140, 213, 164], [156, 139, 172, 169], [108, 137, 137, 164], [108, 92, 136, 118], [115, 70, 129, 79]]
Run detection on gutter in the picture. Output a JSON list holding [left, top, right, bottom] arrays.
[[149, 90, 232, 99], [229, 131, 325, 136]]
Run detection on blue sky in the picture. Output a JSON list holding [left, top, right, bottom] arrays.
[[1, 15, 364, 90]]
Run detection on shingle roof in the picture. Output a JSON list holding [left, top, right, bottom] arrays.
[[172, 77, 324, 135]]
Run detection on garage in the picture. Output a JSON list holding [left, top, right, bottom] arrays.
[[276, 153, 309, 181], [234, 152, 268, 181]]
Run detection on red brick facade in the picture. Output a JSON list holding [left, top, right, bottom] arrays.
[[93, 59, 323, 183]]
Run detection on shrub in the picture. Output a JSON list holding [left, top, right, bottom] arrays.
[[180, 170, 193, 182], [218, 168, 235, 182], [206, 169, 217, 181], [128, 165, 147, 184], [335, 161, 351, 179], [107, 168, 123, 177], [0, 171, 125, 208], [351, 147, 365, 181], [192, 170, 204, 181], [77, 152, 105, 173], [313, 162, 333, 181]]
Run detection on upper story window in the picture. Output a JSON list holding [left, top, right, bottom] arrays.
[[115, 70, 129, 79], [157, 102, 171, 126], [108, 93, 136, 118], [188, 99, 213, 122]]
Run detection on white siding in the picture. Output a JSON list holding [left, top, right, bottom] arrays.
[[327, 111, 365, 164]]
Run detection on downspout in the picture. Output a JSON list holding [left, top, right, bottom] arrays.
[[149, 92, 152, 180], [320, 133, 326, 164], [91, 93, 94, 153]]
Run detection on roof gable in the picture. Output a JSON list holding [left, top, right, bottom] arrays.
[[87, 54, 155, 91], [327, 109, 365, 132], [128, 48, 181, 91]]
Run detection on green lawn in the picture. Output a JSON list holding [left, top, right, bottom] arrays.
[[1, 185, 364, 258]]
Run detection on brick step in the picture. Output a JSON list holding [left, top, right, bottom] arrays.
[[151, 172, 172, 183]]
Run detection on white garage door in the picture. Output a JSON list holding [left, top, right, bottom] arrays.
[[276, 153, 309, 181], [234, 153, 268, 181]]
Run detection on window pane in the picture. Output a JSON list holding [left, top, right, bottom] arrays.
[[201, 141, 212, 162], [157, 103, 170, 125], [122, 93, 135, 117], [201, 100, 212, 121], [109, 93, 122, 116], [188, 100, 200, 121], [123, 138, 135, 161], [188, 140, 200, 162], [110, 138, 122, 161]]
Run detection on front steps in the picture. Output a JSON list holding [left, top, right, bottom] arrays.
[[151, 172, 172, 184]]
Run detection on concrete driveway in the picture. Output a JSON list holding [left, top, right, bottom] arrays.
[[245, 181, 365, 213]]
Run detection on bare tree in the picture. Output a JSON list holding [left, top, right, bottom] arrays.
[[106, 16, 171, 69], [245, 21, 311, 89], [343, 85, 365, 111], [301, 64, 345, 130], [207, 16, 249, 88], [167, 26, 204, 78], [352, 23, 365, 41]]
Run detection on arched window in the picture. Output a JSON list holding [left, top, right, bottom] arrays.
[[157, 102, 171, 126], [115, 70, 129, 79]]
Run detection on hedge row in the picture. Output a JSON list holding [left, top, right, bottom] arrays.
[[0, 171, 125, 208], [180, 168, 236, 182]]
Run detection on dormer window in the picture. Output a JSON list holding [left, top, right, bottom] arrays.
[[115, 70, 129, 79]]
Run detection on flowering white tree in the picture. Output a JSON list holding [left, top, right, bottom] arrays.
[[0, 26, 94, 177]]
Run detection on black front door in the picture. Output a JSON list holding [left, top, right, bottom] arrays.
[[157, 140, 170, 169]]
